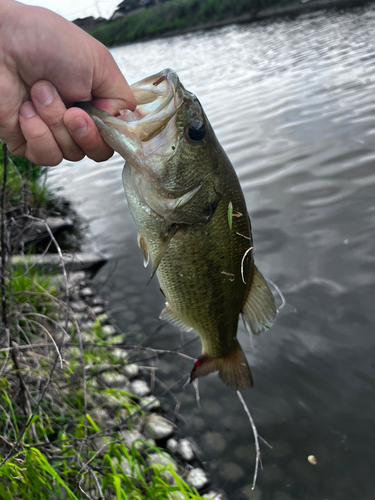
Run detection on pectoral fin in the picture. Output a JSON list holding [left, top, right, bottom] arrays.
[[137, 232, 149, 267], [242, 265, 277, 335], [160, 302, 193, 332], [147, 224, 180, 284]]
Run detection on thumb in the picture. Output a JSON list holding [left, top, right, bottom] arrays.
[[90, 45, 136, 115]]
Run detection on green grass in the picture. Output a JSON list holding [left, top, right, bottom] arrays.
[[0, 274, 209, 499], [0, 146, 51, 217]]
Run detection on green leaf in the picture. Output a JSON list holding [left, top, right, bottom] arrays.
[[228, 201, 233, 230]]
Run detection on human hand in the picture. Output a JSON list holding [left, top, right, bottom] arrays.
[[0, 0, 136, 166]]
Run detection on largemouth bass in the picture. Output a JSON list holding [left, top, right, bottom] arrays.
[[78, 69, 276, 389]]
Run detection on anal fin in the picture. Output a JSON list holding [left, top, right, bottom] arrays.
[[190, 341, 253, 389], [242, 265, 277, 335], [160, 302, 193, 332]]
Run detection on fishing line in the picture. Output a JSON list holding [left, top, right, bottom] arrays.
[[265, 277, 286, 312]]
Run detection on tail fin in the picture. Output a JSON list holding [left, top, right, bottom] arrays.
[[190, 342, 253, 389]]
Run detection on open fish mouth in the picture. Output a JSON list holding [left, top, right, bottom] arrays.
[[76, 69, 183, 167]]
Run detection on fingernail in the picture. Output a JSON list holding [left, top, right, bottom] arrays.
[[20, 101, 36, 119], [67, 117, 88, 137], [34, 85, 54, 106]]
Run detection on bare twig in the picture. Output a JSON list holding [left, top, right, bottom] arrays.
[[26, 319, 63, 369], [236, 390, 262, 490], [1, 142, 9, 347]]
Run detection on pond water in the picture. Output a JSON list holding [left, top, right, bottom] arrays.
[[49, 5, 375, 500]]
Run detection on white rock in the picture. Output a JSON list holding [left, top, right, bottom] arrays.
[[186, 468, 209, 491], [147, 414, 174, 440], [204, 491, 227, 500], [101, 371, 128, 388], [92, 296, 104, 305], [81, 287, 94, 297], [166, 438, 179, 453], [177, 438, 194, 462], [141, 396, 161, 410], [147, 453, 178, 471], [69, 271, 86, 286], [203, 431, 226, 452], [130, 379, 150, 397], [121, 429, 148, 450], [81, 320, 95, 331], [101, 324, 116, 335], [92, 305, 105, 315], [70, 300, 87, 312], [147, 452, 178, 485], [124, 363, 139, 378]]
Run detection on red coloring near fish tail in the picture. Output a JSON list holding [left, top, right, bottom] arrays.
[[190, 341, 253, 389]]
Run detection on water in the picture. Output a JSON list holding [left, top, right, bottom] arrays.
[[49, 6, 375, 499]]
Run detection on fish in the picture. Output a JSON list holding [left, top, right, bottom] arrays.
[[77, 69, 276, 389]]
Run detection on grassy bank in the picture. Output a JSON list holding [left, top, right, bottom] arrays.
[[89, 0, 295, 46], [89, 0, 369, 46], [1, 146, 210, 499]]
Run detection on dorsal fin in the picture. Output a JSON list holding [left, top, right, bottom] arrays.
[[241, 265, 276, 335], [160, 302, 193, 332], [147, 224, 180, 285]]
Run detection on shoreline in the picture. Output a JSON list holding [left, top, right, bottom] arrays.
[[158, 0, 370, 40], [89, 0, 371, 47]]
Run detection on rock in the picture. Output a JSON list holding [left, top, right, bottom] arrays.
[[147, 414, 174, 440], [262, 464, 284, 483], [81, 287, 94, 297], [111, 456, 133, 476], [100, 371, 129, 388], [130, 379, 150, 398], [147, 452, 178, 471], [101, 324, 116, 336], [68, 271, 86, 286], [272, 492, 293, 500], [88, 408, 111, 426], [219, 462, 244, 481], [147, 452, 178, 485], [203, 431, 226, 453], [141, 396, 161, 410], [122, 310, 137, 321], [123, 363, 139, 379], [10, 253, 107, 273], [186, 468, 209, 490], [204, 491, 227, 500], [241, 485, 262, 500], [92, 296, 105, 306], [92, 305, 105, 315], [81, 320, 95, 331], [70, 300, 87, 313], [177, 438, 194, 462], [121, 429, 151, 450], [166, 438, 179, 454]]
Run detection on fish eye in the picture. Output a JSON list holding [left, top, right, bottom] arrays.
[[188, 119, 205, 141]]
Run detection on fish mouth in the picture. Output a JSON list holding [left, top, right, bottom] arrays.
[[76, 69, 183, 167]]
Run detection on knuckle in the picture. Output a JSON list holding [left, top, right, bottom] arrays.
[[87, 149, 113, 163], [65, 150, 85, 162]]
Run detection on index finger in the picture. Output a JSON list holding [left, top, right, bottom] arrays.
[[91, 45, 136, 115], [64, 107, 113, 162]]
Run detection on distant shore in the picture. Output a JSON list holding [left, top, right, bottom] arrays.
[[89, 0, 371, 47]]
